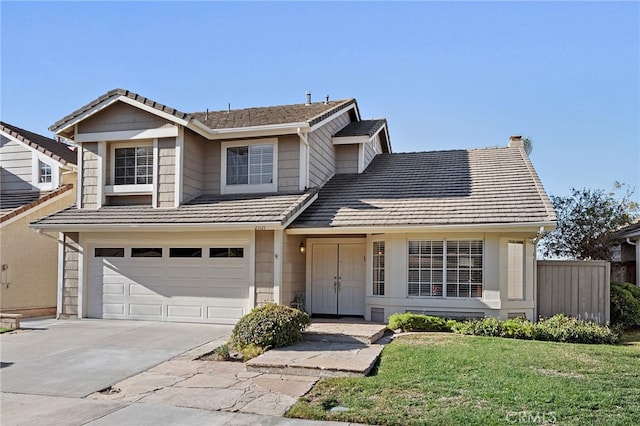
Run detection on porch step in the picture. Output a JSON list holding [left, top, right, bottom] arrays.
[[303, 319, 388, 345], [246, 340, 384, 378]]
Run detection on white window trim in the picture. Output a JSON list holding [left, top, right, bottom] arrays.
[[31, 154, 58, 190], [220, 138, 278, 195], [108, 141, 154, 194], [372, 240, 385, 297], [407, 239, 485, 299]]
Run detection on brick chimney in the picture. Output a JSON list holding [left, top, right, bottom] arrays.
[[508, 135, 524, 148]]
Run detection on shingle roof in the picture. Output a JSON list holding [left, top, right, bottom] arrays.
[[617, 222, 640, 239], [31, 191, 316, 228], [191, 99, 357, 129], [334, 119, 387, 137], [1, 185, 74, 223], [49, 88, 358, 136], [291, 147, 556, 228], [1, 122, 77, 166]]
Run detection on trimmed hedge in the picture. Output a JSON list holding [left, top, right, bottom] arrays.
[[388, 312, 619, 344], [611, 282, 640, 330], [230, 303, 310, 352]]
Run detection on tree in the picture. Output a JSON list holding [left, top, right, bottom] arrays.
[[522, 137, 533, 156], [539, 183, 639, 260]]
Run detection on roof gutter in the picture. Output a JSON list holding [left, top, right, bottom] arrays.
[[29, 221, 287, 233], [285, 221, 557, 235]]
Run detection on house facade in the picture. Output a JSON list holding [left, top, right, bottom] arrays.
[[1, 122, 77, 317], [32, 89, 556, 324]]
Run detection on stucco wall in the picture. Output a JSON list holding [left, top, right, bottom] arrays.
[[0, 187, 76, 316]]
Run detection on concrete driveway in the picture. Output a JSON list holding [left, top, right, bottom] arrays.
[[0, 318, 232, 398]]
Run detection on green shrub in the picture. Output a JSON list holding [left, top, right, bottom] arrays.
[[500, 317, 535, 339], [229, 303, 310, 353], [533, 314, 619, 344], [387, 312, 452, 332], [611, 282, 640, 330], [451, 317, 502, 337]]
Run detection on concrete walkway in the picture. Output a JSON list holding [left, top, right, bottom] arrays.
[[1, 317, 381, 425]]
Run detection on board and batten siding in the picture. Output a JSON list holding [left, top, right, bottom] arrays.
[[77, 101, 171, 134], [0, 135, 34, 192], [202, 142, 221, 194], [308, 111, 351, 188], [278, 135, 300, 192], [81, 142, 99, 209], [255, 230, 275, 305], [335, 144, 359, 174], [157, 138, 176, 207], [537, 260, 610, 324], [182, 130, 205, 201]]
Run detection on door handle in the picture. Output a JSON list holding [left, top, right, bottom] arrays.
[[333, 277, 337, 293], [337, 277, 342, 292]]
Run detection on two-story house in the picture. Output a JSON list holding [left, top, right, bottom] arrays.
[[32, 89, 556, 324], [1, 122, 77, 317]]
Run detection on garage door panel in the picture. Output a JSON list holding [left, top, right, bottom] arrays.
[[89, 244, 250, 324], [103, 283, 125, 295]]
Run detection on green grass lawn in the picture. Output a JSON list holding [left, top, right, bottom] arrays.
[[287, 332, 640, 425]]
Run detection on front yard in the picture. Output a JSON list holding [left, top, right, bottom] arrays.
[[287, 332, 640, 425]]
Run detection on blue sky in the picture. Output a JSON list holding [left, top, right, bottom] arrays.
[[2, 1, 639, 202]]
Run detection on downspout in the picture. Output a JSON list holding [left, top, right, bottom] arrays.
[[532, 226, 544, 321], [297, 128, 310, 189]]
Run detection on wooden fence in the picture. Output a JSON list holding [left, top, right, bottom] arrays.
[[537, 260, 610, 324]]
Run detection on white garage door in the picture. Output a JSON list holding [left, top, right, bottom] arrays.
[[87, 246, 249, 324]]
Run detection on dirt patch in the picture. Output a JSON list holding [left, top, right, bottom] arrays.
[[196, 350, 244, 362], [533, 368, 585, 379]]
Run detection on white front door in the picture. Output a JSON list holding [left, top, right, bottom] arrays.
[[311, 243, 365, 316]]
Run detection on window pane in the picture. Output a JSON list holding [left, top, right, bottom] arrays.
[[373, 241, 385, 296], [95, 248, 124, 257], [229, 248, 244, 257], [39, 161, 52, 183], [114, 146, 153, 186], [131, 248, 162, 257], [170, 248, 202, 258]]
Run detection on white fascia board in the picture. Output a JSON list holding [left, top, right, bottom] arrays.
[[332, 135, 369, 145], [116, 96, 190, 126], [74, 126, 178, 143], [206, 123, 309, 140], [285, 221, 558, 235], [54, 96, 120, 136], [281, 193, 319, 229], [29, 221, 286, 233], [309, 104, 356, 132]]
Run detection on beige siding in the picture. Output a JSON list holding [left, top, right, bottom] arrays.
[[0, 187, 76, 317], [308, 111, 351, 188], [183, 130, 205, 201], [77, 101, 171, 134], [202, 142, 221, 194], [0, 135, 34, 191], [282, 234, 306, 306], [278, 135, 300, 192], [81, 142, 99, 209], [157, 138, 176, 207], [335, 144, 359, 174], [537, 260, 610, 324], [363, 134, 379, 170], [255, 230, 274, 305], [61, 232, 80, 318]]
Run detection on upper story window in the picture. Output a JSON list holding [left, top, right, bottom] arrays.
[[38, 160, 52, 183], [114, 146, 153, 185], [221, 139, 277, 194]]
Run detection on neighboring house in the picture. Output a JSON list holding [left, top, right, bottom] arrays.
[[613, 222, 640, 285], [1, 122, 77, 317], [31, 88, 555, 324]]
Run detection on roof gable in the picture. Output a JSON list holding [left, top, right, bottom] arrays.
[[0, 122, 77, 166]]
